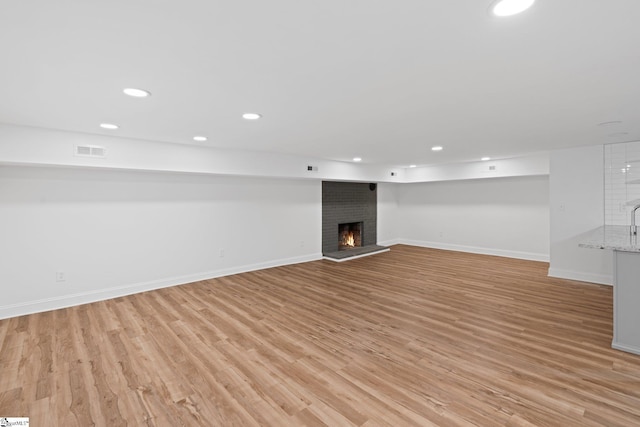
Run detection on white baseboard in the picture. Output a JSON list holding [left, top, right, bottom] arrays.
[[0, 252, 323, 320], [4, 242, 607, 319], [398, 239, 550, 262], [547, 268, 613, 286], [612, 341, 640, 356], [377, 238, 401, 247]]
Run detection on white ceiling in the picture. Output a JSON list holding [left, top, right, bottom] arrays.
[[1, 0, 639, 167]]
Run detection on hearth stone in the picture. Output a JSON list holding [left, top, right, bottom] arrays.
[[323, 244, 389, 261]]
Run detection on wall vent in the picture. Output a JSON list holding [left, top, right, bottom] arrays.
[[75, 145, 106, 158]]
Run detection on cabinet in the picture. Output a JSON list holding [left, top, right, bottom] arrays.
[[612, 250, 640, 355]]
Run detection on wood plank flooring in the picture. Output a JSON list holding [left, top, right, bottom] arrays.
[[1, 245, 640, 426]]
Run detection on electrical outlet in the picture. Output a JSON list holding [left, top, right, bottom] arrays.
[[56, 271, 66, 282], [219, 249, 225, 258], [300, 240, 305, 248]]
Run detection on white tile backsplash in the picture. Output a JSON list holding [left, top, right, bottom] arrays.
[[606, 141, 640, 225]]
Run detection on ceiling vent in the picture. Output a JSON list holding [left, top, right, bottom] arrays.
[[75, 145, 106, 158]]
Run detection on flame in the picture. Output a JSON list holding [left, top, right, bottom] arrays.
[[344, 231, 355, 247]]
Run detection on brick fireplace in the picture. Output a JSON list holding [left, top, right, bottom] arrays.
[[322, 181, 387, 260]]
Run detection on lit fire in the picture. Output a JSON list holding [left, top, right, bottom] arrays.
[[343, 232, 355, 247]]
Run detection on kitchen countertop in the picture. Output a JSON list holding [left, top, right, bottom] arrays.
[[579, 225, 640, 252]]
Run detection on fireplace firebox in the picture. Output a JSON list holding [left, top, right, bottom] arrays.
[[338, 222, 362, 251]]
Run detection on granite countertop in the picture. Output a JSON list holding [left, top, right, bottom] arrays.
[[579, 225, 640, 252]]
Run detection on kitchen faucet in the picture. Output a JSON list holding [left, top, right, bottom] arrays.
[[632, 204, 640, 235]]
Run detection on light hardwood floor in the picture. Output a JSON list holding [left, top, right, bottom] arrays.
[[1, 245, 640, 426]]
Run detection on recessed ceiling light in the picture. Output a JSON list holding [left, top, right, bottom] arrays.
[[353, 157, 362, 162], [193, 136, 208, 142], [598, 121, 623, 127], [432, 146, 443, 152], [99, 123, 119, 130], [491, 0, 535, 17], [242, 113, 262, 120], [123, 88, 151, 98], [409, 164, 417, 168], [481, 157, 491, 161]]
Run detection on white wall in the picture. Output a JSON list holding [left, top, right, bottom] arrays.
[[0, 165, 321, 319], [549, 145, 612, 284], [395, 175, 550, 261], [376, 183, 399, 246]]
